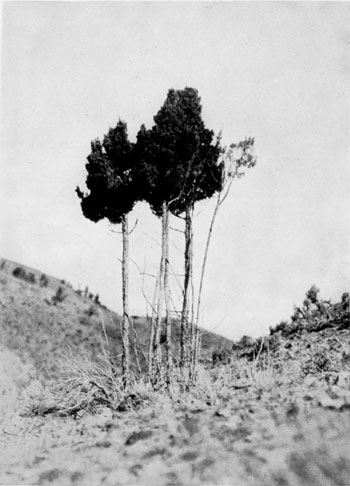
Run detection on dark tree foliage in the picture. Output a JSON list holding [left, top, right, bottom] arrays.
[[135, 88, 224, 215], [76, 121, 137, 224]]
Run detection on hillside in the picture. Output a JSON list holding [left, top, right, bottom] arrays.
[[0, 257, 232, 379]]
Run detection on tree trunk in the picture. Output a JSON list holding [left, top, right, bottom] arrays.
[[148, 255, 161, 379], [149, 202, 167, 383], [164, 205, 172, 384], [191, 192, 221, 380], [181, 206, 193, 370], [121, 216, 130, 388]]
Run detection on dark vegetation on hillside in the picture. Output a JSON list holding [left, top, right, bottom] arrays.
[[10, 262, 101, 306], [12, 266, 37, 284], [212, 285, 349, 365]]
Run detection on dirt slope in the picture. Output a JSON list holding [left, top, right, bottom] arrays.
[[0, 257, 232, 379]]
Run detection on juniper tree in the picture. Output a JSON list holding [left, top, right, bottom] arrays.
[[135, 88, 224, 380], [155, 88, 225, 373], [156, 89, 224, 371], [134, 88, 256, 384], [76, 121, 137, 387], [134, 123, 173, 381]]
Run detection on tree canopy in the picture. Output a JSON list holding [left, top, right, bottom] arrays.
[[135, 87, 224, 216], [76, 121, 137, 224]]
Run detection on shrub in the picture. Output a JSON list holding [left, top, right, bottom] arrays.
[[51, 286, 66, 305], [270, 321, 288, 336], [85, 305, 96, 317], [212, 347, 231, 365], [238, 335, 255, 348], [306, 284, 320, 304], [12, 266, 36, 284], [39, 274, 49, 287], [12, 266, 26, 279], [28, 272, 36, 284], [342, 292, 349, 311]]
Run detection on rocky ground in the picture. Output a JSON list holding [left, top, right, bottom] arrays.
[[1, 327, 350, 485]]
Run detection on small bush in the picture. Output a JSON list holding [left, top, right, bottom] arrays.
[[12, 266, 36, 284], [238, 335, 255, 348], [13, 266, 26, 279], [212, 347, 231, 365], [270, 321, 288, 336], [28, 272, 36, 284], [39, 274, 49, 287], [85, 305, 96, 317], [342, 292, 349, 311], [51, 286, 66, 305], [306, 284, 320, 304]]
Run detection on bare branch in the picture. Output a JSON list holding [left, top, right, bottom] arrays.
[[173, 213, 185, 220], [127, 218, 138, 235], [170, 226, 185, 234]]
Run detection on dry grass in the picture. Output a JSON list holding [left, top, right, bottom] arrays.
[[1, 336, 350, 485], [20, 352, 154, 417]]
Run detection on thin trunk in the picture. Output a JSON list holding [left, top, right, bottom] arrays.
[[180, 206, 192, 368], [121, 216, 130, 388], [164, 206, 172, 384], [148, 263, 160, 379], [189, 218, 195, 377], [148, 249, 162, 379], [148, 319, 155, 379], [150, 202, 167, 383], [196, 192, 220, 330], [191, 192, 221, 379]]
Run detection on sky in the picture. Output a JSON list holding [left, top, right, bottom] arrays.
[[1, 1, 350, 340]]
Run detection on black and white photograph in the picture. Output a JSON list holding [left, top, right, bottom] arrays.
[[1, 1, 350, 485]]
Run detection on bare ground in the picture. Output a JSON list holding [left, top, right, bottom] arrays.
[[1, 344, 350, 486]]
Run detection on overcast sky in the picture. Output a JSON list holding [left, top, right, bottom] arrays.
[[1, 2, 349, 340]]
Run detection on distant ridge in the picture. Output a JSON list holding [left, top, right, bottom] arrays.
[[0, 257, 70, 291]]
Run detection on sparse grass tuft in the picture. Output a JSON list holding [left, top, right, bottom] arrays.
[[20, 352, 158, 417]]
